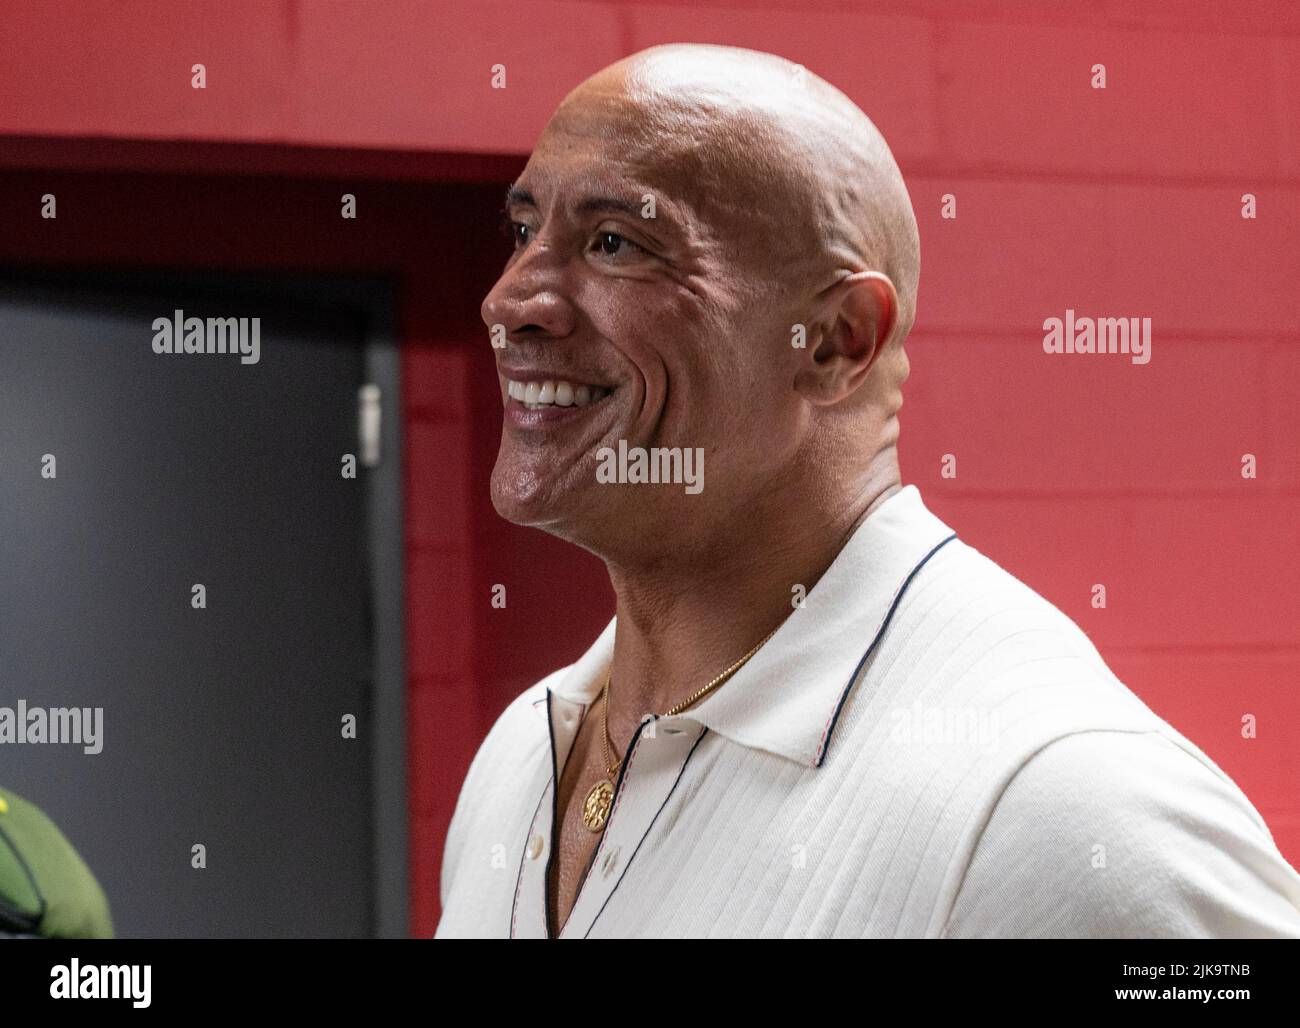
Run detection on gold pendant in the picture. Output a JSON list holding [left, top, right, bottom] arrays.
[[582, 778, 615, 832]]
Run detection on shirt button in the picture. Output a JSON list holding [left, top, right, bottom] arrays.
[[526, 834, 544, 860], [601, 846, 621, 877]]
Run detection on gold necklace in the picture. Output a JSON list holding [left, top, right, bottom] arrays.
[[580, 624, 780, 832]]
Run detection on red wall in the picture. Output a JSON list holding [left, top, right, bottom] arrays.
[[2, 0, 1297, 935]]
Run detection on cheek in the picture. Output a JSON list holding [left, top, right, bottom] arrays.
[[583, 278, 773, 438], [586, 285, 694, 394], [699, 328, 799, 451]]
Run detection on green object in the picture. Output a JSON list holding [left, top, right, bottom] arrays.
[[0, 786, 113, 938]]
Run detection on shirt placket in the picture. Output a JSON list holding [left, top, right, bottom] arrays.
[[511, 690, 585, 938], [558, 712, 707, 939]]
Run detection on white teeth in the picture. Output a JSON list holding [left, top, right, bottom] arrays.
[[506, 378, 610, 410]]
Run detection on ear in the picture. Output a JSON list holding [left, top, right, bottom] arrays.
[[793, 271, 898, 406]]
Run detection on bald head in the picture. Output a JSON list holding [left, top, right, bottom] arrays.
[[559, 44, 920, 345], [483, 43, 917, 560]]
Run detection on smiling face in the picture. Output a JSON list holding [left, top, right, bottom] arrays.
[[480, 45, 918, 564], [482, 66, 817, 558]]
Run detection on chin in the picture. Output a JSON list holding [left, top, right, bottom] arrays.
[[489, 463, 617, 557], [491, 459, 573, 527]]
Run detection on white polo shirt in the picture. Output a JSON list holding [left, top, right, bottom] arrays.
[[435, 485, 1300, 938]]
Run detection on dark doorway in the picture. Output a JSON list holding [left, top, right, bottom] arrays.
[[0, 268, 406, 937]]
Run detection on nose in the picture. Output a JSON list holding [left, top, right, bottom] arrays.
[[480, 238, 576, 345]]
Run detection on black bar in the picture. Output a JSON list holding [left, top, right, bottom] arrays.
[[2, 939, 1295, 1014]]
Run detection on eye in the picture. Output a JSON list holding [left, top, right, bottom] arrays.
[[499, 212, 532, 250], [593, 231, 646, 259]]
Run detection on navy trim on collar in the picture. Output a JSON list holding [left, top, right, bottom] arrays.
[[814, 532, 958, 768]]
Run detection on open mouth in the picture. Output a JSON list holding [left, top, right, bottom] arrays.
[[505, 378, 613, 410]]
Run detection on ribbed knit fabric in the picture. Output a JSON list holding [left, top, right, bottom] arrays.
[[435, 486, 1300, 938]]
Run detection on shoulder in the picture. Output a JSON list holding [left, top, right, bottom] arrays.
[[870, 535, 1162, 739], [884, 530, 1300, 936], [898, 536, 1113, 675], [942, 728, 1300, 938], [918, 536, 1094, 637]]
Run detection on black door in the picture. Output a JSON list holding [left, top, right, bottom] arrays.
[[0, 270, 394, 937]]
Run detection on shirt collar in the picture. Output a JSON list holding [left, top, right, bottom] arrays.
[[545, 484, 958, 768]]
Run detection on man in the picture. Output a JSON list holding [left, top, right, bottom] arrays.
[[435, 43, 1300, 938]]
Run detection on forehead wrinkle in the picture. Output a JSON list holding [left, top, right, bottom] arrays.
[[541, 50, 918, 329], [622, 96, 828, 305], [520, 123, 700, 247], [576, 48, 920, 327], [551, 78, 797, 235], [555, 86, 792, 229], [515, 131, 749, 322]]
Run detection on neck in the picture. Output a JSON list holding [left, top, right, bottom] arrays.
[[601, 450, 902, 734]]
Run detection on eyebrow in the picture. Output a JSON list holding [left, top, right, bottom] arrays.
[[504, 185, 535, 210], [503, 186, 672, 241]]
